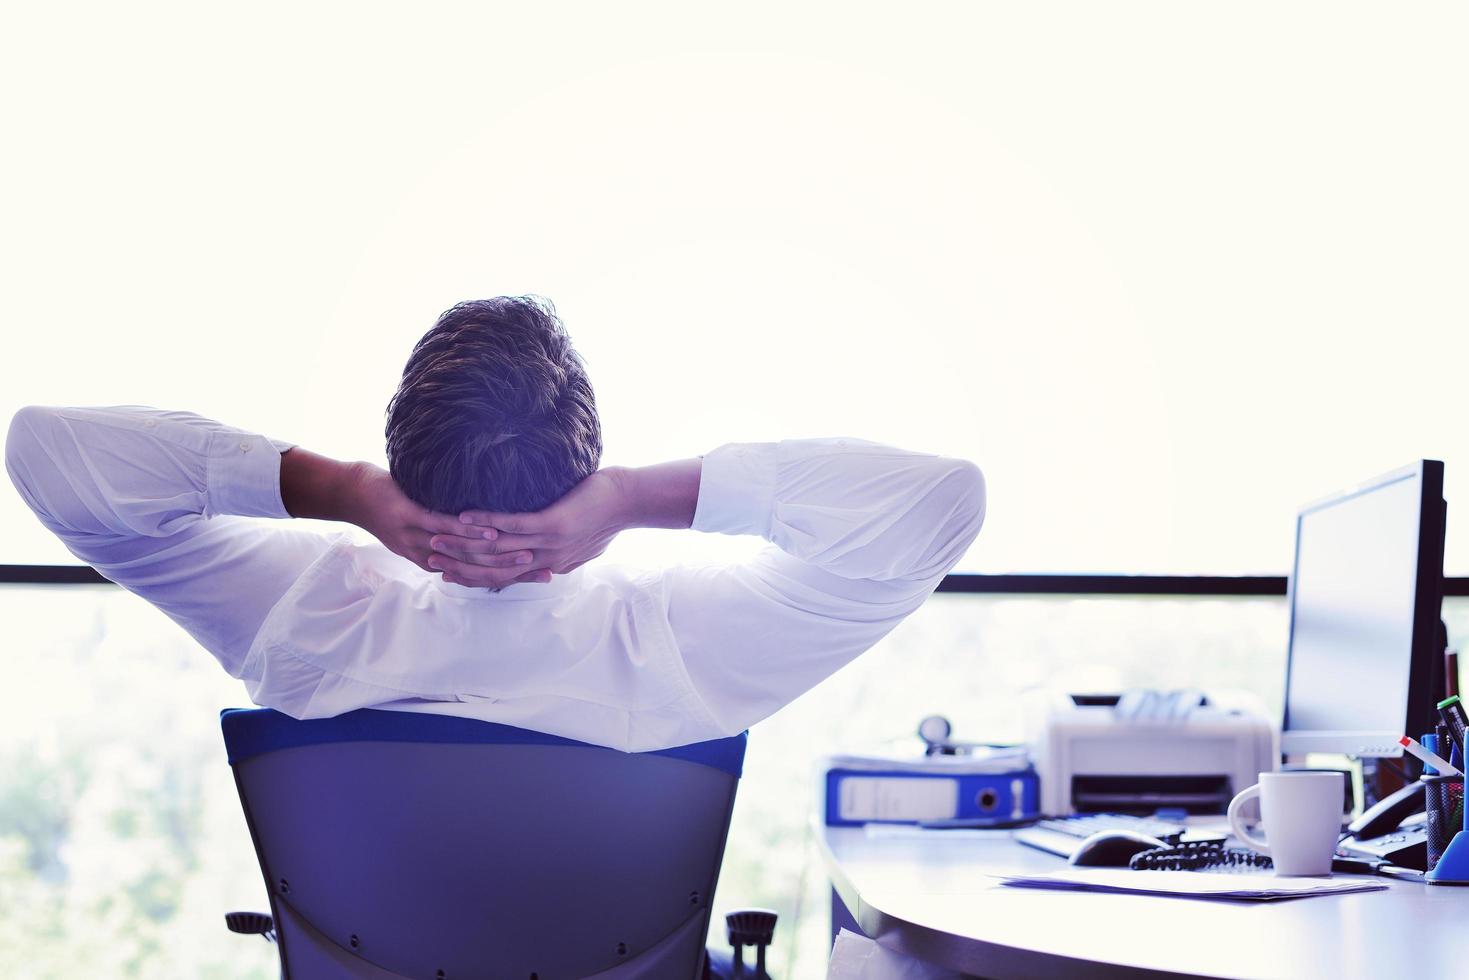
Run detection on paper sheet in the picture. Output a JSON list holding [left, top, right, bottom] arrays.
[[826, 930, 968, 980], [998, 868, 1389, 900]]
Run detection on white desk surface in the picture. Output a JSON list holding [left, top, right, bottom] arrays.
[[817, 823, 1469, 979]]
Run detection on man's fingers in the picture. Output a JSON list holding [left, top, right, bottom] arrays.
[[430, 531, 540, 555], [422, 510, 491, 538], [459, 510, 542, 535], [428, 544, 533, 569], [428, 553, 541, 588], [481, 531, 542, 550], [429, 535, 498, 557], [429, 533, 541, 565], [458, 509, 513, 527]]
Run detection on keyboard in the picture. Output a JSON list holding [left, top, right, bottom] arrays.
[[1014, 814, 1192, 859]]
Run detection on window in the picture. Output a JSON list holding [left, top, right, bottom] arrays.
[[3, 5, 1465, 575]]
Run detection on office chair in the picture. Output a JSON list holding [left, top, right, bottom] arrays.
[[219, 708, 776, 979]]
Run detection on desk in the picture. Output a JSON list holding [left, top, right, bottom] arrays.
[[817, 823, 1469, 979]]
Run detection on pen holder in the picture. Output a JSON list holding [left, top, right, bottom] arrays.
[[1424, 775, 1464, 872]]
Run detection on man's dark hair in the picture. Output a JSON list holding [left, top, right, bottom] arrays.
[[385, 296, 602, 515]]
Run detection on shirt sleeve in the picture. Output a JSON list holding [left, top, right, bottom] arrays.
[[663, 438, 986, 736], [4, 405, 334, 677]]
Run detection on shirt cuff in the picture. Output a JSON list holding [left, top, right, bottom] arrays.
[[692, 442, 777, 538], [206, 430, 292, 519]]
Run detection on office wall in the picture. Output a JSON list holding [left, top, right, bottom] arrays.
[[3, 1, 1467, 576]]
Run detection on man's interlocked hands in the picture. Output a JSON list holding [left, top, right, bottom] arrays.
[[426, 467, 631, 590]]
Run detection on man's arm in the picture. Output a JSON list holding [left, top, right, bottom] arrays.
[[667, 440, 984, 735], [434, 439, 985, 737], [4, 405, 331, 676], [278, 447, 538, 583], [3, 406, 533, 676]]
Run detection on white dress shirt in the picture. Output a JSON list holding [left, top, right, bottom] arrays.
[[5, 406, 985, 751]]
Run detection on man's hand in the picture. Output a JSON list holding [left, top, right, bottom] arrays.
[[339, 462, 546, 588], [426, 467, 632, 588], [280, 449, 546, 588]]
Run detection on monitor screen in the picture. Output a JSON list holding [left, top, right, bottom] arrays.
[[1281, 463, 1444, 758]]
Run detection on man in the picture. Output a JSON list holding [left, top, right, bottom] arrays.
[[5, 296, 985, 751]]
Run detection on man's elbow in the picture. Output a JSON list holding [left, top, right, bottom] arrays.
[[929, 459, 986, 577], [948, 458, 987, 541], [5, 406, 59, 505]]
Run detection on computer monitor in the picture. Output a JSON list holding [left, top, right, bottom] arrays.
[[1280, 460, 1446, 758]]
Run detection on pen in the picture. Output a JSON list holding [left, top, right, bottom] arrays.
[[1399, 735, 1463, 778]]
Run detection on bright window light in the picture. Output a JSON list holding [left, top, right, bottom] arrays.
[[2, 3, 1465, 575]]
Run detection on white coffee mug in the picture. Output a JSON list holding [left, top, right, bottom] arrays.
[[1226, 771, 1344, 876]]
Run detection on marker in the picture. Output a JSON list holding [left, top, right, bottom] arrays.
[[1422, 733, 1443, 774], [1437, 696, 1469, 758], [1400, 735, 1463, 778]]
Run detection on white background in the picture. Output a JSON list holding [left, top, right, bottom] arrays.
[[3, 1, 1466, 575]]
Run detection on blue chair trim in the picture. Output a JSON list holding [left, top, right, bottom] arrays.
[[220, 707, 746, 777]]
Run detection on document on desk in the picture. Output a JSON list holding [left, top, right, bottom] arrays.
[[998, 869, 1389, 901]]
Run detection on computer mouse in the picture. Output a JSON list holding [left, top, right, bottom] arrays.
[[1068, 830, 1168, 867]]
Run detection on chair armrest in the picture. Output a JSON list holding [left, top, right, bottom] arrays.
[[224, 911, 276, 944], [726, 909, 778, 978]]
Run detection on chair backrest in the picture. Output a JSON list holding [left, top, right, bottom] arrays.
[[221, 708, 747, 980]]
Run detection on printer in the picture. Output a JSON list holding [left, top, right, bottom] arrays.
[[1025, 689, 1277, 816]]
